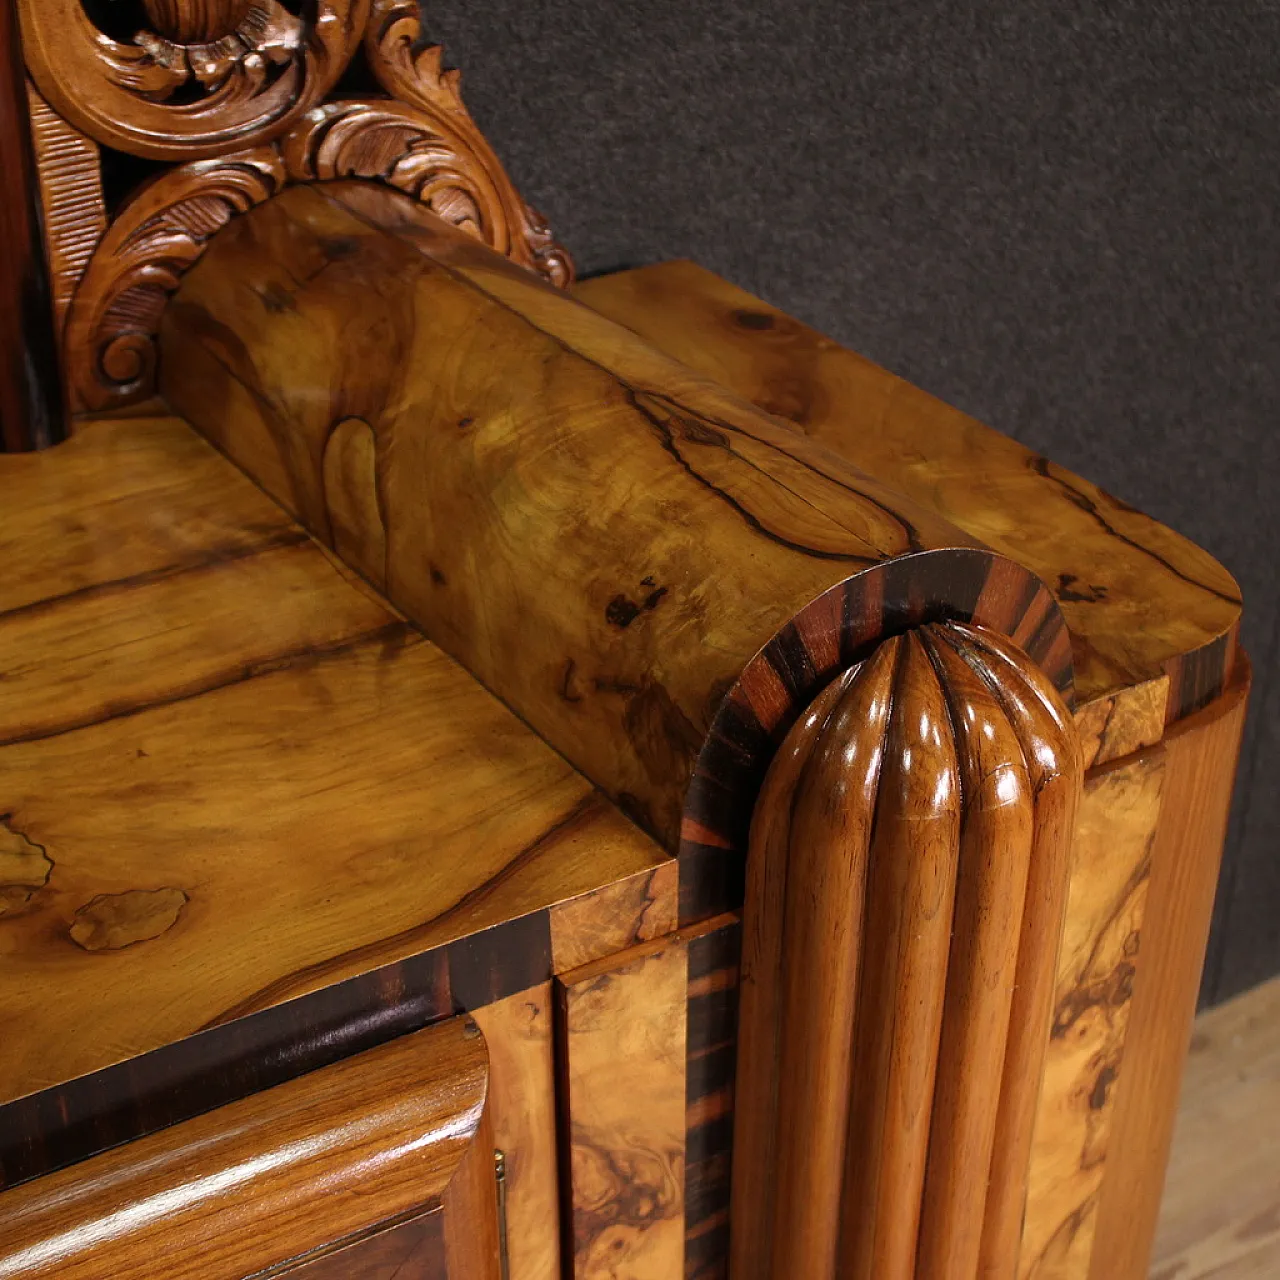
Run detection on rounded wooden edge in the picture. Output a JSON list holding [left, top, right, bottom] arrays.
[[679, 547, 1072, 921], [0, 1015, 495, 1279], [729, 617, 1081, 1280]]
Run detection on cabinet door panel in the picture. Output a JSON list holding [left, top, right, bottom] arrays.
[[0, 1017, 501, 1280]]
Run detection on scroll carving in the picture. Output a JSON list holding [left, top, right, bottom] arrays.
[[732, 622, 1083, 1280], [25, 0, 574, 413], [364, 0, 573, 286], [17, 1, 369, 161], [65, 149, 286, 412], [280, 101, 491, 242]]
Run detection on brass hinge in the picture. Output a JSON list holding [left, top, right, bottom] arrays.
[[495, 1149, 511, 1280]]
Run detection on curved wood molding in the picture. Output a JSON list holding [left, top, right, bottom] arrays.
[[0, 1015, 501, 1279], [16, 0, 371, 162], [158, 181, 1072, 874], [731, 621, 1082, 1280]]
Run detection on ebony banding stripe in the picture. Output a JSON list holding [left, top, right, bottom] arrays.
[[0, 907, 553, 1190], [685, 919, 741, 1280]]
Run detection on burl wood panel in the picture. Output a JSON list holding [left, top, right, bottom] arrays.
[[732, 624, 1080, 1280], [555, 924, 741, 1278], [0, 1016, 500, 1279], [1089, 658, 1251, 1279], [473, 984, 562, 1280], [0, 414, 668, 1185], [1018, 752, 1165, 1277], [159, 182, 1072, 889], [550, 859, 680, 973], [575, 261, 1242, 733]]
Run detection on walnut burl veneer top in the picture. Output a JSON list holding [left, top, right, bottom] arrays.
[[0, 416, 666, 1116], [579, 262, 1243, 736]]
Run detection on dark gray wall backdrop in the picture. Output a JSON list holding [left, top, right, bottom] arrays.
[[422, 0, 1279, 1005]]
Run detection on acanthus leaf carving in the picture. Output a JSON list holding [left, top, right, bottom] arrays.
[[364, 0, 575, 288], [64, 148, 287, 412], [41, 0, 574, 411], [280, 101, 489, 243]]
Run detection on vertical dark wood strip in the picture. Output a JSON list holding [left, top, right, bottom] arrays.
[[0, 908, 553, 1189], [0, 4, 61, 451], [685, 918, 742, 1280]]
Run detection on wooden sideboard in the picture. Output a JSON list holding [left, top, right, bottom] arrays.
[[0, 5, 1248, 1279]]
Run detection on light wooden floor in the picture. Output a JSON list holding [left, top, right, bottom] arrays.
[[1150, 974, 1280, 1279]]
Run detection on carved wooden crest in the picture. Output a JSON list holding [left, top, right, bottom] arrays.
[[17, 0, 573, 413]]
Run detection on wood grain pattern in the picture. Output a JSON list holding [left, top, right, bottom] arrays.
[[473, 984, 562, 1280], [555, 925, 738, 1278], [0, 414, 669, 1187], [549, 859, 680, 974], [0, 5, 60, 451], [1151, 974, 1280, 1280], [732, 623, 1081, 1280], [0, 1016, 499, 1279], [1089, 657, 1251, 1279], [1018, 753, 1164, 1278], [286, 1212, 447, 1280], [159, 181, 1072, 893], [575, 261, 1241, 727], [1072, 675, 1168, 770], [62, 145, 288, 413], [21, 0, 572, 412]]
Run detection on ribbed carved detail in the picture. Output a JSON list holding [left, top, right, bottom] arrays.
[[25, 85, 106, 342], [731, 621, 1083, 1280]]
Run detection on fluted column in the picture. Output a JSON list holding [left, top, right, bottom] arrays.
[[731, 621, 1082, 1280]]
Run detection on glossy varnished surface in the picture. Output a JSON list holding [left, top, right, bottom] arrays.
[[1090, 660, 1251, 1278], [1020, 751, 1164, 1276], [0, 0, 60, 452], [732, 624, 1080, 1280], [472, 985, 562, 1280], [0, 1016, 498, 1279], [0, 414, 670, 1182], [576, 262, 1242, 733], [158, 183, 1072, 879]]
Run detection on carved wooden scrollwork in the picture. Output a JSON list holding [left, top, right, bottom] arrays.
[[280, 101, 491, 244], [363, 0, 573, 286], [732, 622, 1083, 1280], [33, 0, 574, 412], [17, 0, 370, 161], [65, 149, 286, 412]]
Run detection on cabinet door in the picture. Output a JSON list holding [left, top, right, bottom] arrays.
[[0, 1017, 502, 1280]]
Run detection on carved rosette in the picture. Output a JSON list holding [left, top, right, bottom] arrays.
[[732, 622, 1083, 1280], [29, 0, 574, 412], [17, 1, 371, 161]]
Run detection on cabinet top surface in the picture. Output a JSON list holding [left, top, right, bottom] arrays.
[[579, 262, 1242, 724], [0, 259, 1243, 1112], [0, 414, 665, 1106]]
